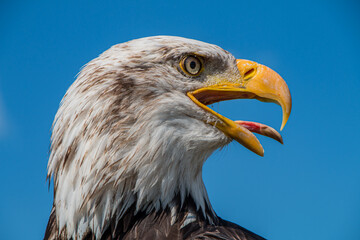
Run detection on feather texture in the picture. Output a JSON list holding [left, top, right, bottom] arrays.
[[45, 36, 264, 239], [45, 196, 265, 240]]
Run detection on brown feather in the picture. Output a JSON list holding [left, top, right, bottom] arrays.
[[45, 196, 265, 240]]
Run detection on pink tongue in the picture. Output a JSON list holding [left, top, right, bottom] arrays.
[[235, 120, 283, 144]]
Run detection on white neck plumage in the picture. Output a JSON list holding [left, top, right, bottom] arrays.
[[48, 89, 227, 239]]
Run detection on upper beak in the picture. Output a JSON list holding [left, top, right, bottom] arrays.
[[187, 59, 292, 156], [236, 59, 291, 130]]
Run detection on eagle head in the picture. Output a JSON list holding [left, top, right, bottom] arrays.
[[47, 36, 291, 238]]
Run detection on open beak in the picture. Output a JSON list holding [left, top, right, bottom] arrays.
[[187, 59, 292, 156]]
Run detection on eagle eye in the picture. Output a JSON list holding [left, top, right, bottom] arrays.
[[180, 55, 203, 76]]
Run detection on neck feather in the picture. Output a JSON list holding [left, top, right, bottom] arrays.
[[48, 93, 227, 239]]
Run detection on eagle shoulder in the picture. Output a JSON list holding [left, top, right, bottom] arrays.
[[44, 197, 265, 240]]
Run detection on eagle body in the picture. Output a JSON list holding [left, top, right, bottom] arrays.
[[45, 36, 291, 240], [45, 196, 263, 240]]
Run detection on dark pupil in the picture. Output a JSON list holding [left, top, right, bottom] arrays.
[[189, 61, 196, 69]]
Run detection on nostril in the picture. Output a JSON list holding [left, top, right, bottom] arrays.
[[244, 68, 256, 80]]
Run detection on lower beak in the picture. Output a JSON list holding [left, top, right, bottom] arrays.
[[187, 59, 292, 156]]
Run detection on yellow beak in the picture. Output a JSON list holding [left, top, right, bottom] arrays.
[[187, 59, 292, 156]]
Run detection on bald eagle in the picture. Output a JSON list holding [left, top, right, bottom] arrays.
[[44, 36, 291, 240]]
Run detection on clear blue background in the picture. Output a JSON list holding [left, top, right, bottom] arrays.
[[1, 0, 359, 239]]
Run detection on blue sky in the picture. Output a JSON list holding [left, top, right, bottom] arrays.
[[0, 0, 359, 239]]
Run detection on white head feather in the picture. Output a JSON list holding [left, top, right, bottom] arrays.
[[47, 36, 237, 239]]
